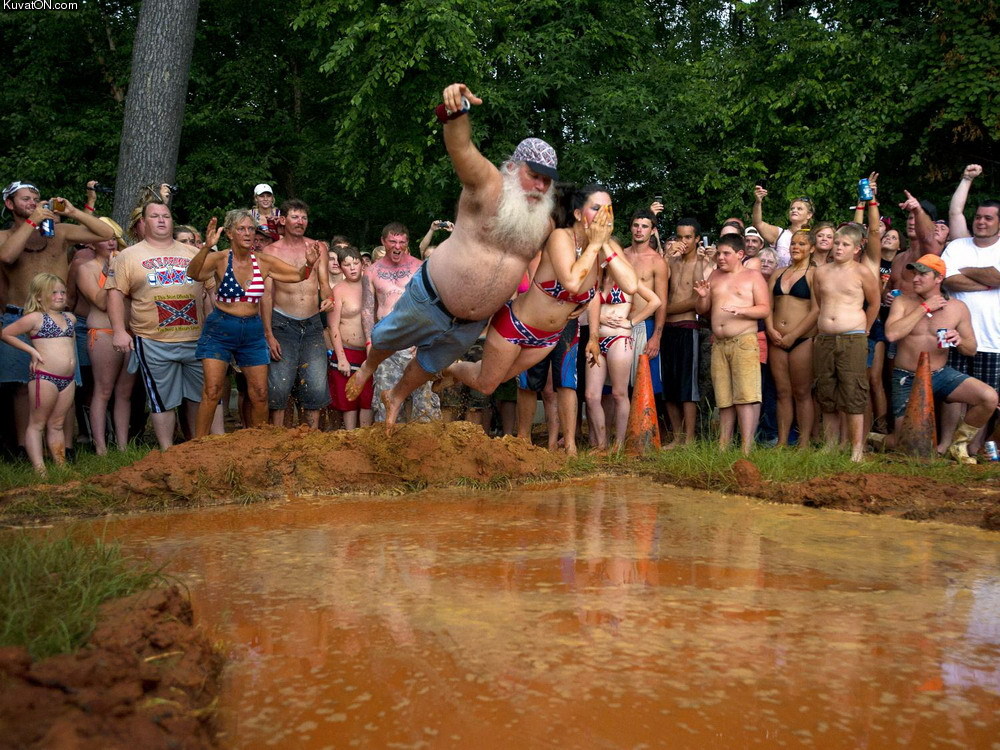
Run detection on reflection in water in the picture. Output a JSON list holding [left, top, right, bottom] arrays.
[[89, 480, 1000, 748]]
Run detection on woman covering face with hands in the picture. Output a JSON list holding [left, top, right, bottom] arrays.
[[441, 185, 638, 409]]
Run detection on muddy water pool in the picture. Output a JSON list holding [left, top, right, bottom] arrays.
[[89, 478, 1000, 748]]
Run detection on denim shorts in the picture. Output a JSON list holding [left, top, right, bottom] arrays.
[[267, 309, 330, 411], [890, 366, 969, 418], [370, 264, 488, 375], [195, 308, 270, 368]]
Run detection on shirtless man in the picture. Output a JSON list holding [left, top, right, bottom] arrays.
[[888, 192, 949, 298], [624, 209, 669, 397], [0, 181, 113, 446], [742, 227, 765, 271], [361, 223, 439, 423], [810, 224, 880, 461], [261, 198, 331, 428], [346, 82, 557, 428], [661, 217, 710, 447], [694, 234, 770, 455], [885, 254, 996, 463], [327, 247, 373, 429]]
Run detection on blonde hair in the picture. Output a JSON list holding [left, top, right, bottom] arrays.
[[835, 224, 864, 247], [24, 273, 66, 314], [224, 209, 255, 233]]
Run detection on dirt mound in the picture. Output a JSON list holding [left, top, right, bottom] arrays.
[[723, 462, 1000, 530], [0, 422, 563, 518], [0, 586, 220, 749]]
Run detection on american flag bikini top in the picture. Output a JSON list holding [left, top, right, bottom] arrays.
[[217, 251, 265, 304]]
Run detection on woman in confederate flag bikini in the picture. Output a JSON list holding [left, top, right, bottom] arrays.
[[186, 209, 319, 437], [443, 184, 638, 397]]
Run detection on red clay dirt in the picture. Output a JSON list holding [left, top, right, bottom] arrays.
[[698, 459, 1000, 531], [0, 586, 221, 749], [0, 422, 564, 519]]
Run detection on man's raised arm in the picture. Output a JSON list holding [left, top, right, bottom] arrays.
[[440, 83, 495, 191]]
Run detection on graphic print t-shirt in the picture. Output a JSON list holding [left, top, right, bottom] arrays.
[[104, 239, 206, 342]]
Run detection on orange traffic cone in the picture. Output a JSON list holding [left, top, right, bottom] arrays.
[[895, 351, 936, 458], [625, 354, 660, 455]]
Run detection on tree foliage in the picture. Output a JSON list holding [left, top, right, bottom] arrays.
[[0, 0, 996, 245]]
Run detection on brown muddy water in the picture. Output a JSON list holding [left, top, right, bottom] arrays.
[[88, 478, 1000, 748]]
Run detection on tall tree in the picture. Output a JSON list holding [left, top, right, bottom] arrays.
[[111, 0, 200, 228]]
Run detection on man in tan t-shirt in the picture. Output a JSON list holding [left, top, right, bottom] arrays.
[[106, 202, 210, 450]]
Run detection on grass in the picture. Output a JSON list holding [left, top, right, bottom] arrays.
[[0, 445, 152, 493], [627, 440, 1000, 488], [0, 532, 164, 660]]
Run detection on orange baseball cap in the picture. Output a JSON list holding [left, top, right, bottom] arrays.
[[906, 254, 946, 276]]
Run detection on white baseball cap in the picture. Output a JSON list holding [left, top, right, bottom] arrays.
[[253, 183, 274, 196]]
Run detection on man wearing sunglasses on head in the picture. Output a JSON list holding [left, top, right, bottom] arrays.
[[0, 181, 114, 449]]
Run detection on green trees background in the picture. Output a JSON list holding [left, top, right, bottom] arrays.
[[1, 0, 997, 245]]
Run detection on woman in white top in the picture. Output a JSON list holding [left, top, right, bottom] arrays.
[[751, 185, 815, 268]]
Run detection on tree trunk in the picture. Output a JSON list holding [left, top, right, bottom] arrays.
[[111, 0, 200, 230]]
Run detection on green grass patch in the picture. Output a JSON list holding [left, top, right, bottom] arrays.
[[636, 440, 1000, 487], [0, 446, 151, 493], [0, 532, 164, 659]]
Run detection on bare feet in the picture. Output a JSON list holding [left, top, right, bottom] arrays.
[[850, 447, 865, 463], [381, 389, 403, 434]]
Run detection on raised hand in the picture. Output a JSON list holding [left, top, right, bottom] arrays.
[[899, 190, 921, 214], [868, 171, 879, 197], [963, 164, 983, 181], [443, 83, 482, 113], [305, 241, 321, 267], [203, 217, 222, 248], [585, 204, 614, 246], [754, 185, 768, 202], [694, 279, 710, 298]]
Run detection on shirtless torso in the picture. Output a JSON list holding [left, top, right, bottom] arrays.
[[624, 240, 668, 356]]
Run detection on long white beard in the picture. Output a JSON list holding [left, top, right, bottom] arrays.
[[489, 169, 554, 254]]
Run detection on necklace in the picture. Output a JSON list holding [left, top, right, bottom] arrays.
[[572, 228, 584, 258]]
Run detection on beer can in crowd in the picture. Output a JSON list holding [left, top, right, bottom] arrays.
[[40, 203, 55, 238], [858, 178, 874, 202], [890, 289, 902, 298], [985, 441, 999, 462], [936, 328, 951, 348]]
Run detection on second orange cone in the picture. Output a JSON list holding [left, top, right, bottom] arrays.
[[625, 354, 661, 455]]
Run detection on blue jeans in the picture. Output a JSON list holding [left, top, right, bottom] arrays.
[[267, 310, 329, 410]]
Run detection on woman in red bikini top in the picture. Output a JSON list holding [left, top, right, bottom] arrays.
[[442, 184, 639, 397]]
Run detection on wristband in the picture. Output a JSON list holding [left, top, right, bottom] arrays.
[[601, 251, 618, 268], [302, 265, 312, 279], [25, 219, 38, 229], [869, 200, 879, 207], [435, 96, 471, 124], [84, 204, 95, 212], [855, 203, 865, 211], [921, 302, 932, 315]]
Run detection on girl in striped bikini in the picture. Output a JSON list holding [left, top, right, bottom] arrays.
[[1, 273, 78, 474], [584, 273, 660, 451], [186, 209, 319, 436]]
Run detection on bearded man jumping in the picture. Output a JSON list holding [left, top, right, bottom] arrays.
[[346, 82, 559, 427]]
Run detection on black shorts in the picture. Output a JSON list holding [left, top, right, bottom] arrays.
[[661, 322, 702, 403]]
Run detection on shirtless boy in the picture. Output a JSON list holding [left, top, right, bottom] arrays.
[[694, 234, 770, 455], [346, 82, 557, 428], [885, 254, 996, 463], [662, 217, 710, 447], [327, 247, 373, 429], [623, 209, 669, 392], [810, 224, 880, 461]]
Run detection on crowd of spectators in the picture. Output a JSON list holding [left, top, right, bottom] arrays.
[[0, 164, 997, 474]]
